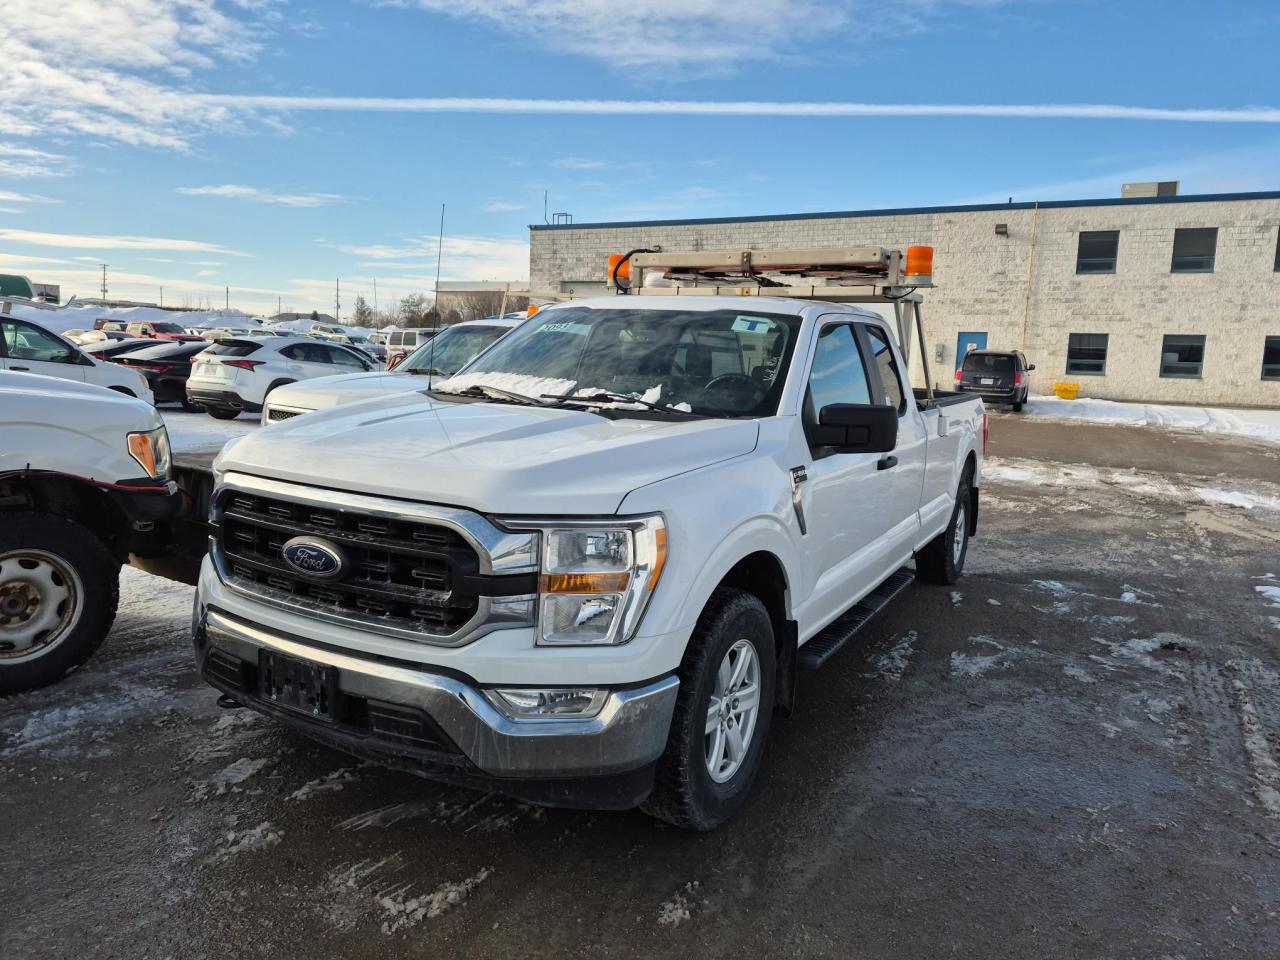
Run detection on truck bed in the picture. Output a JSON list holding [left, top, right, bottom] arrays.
[[914, 388, 976, 409]]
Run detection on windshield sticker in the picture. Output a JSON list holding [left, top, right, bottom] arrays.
[[732, 316, 775, 335], [537, 321, 591, 335]]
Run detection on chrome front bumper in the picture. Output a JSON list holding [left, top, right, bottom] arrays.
[[196, 609, 679, 783]]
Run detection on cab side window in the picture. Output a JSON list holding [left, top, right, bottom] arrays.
[[862, 324, 906, 413], [2, 320, 76, 363], [807, 324, 872, 410]]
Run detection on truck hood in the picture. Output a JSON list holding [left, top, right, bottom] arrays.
[[269, 371, 417, 412], [218, 392, 759, 515]]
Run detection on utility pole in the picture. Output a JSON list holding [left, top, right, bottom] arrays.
[[99, 264, 108, 301], [159, 286, 163, 306], [277, 295, 281, 316], [225, 286, 229, 310], [335, 278, 340, 322], [433, 203, 445, 311], [373, 278, 378, 314]]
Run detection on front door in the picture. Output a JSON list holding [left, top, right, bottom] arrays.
[[955, 332, 988, 371], [801, 320, 903, 628], [0, 319, 87, 385]]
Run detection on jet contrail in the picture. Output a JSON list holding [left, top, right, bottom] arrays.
[[193, 96, 1280, 123]]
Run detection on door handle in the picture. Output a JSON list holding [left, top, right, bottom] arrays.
[[877, 455, 898, 470]]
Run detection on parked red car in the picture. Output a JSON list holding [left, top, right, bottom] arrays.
[[124, 320, 203, 343]]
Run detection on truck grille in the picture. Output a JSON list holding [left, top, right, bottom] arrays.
[[214, 489, 484, 634]]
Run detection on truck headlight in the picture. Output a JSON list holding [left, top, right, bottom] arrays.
[[523, 516, 667, 646], [127, 426, 172, 480]]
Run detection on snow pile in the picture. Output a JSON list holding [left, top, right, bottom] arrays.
[[212, 821, 283, 861], [657, 881, 701, 927], [289, 767, 360, 801], [868, 631, 917, 682], [433, 371, 575, 398], [1015, 394, 1280, 446], [4, 300, 261, 336], [378, 868, 492, 934]]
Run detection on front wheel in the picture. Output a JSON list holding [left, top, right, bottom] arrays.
[[642, 588, 776, 831], [916, 466, 974, 585], [0, 515, 120, 695]]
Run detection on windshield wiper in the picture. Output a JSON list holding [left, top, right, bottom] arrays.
[[541, 390, 691, 415], [436, 383, 549, 406]]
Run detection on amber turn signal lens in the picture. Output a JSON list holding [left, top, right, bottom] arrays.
[[127, 433, 157, 477], [540, 572, 632, 594]]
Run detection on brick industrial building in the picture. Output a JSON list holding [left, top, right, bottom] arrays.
[[528, 188, 1280, 407]]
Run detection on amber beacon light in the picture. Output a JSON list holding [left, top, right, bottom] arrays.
[[904, 245, 935, 285]]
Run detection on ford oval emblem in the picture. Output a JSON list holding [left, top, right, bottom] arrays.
[[281, 536, 346, 580]]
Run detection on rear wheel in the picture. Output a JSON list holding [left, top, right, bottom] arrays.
[[642, 588, 775, 831], [208, 407, 239, 420], [0, 515, 119, 695], [1012, 400, 1023, 412], [916, 465, 974, 585]]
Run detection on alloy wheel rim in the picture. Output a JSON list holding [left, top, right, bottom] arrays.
[[953, 502, 967, 564], [705, 638, 761, 783], [0, 550, 84, 663]]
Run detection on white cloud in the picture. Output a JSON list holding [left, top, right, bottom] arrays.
[[396, 0, 880, 70], [0, 228, 249, 257], [482, 200, 526, 213], [0, 190, 59, 204], [325, 233, 529, 281], [0, 252, 73, 267], [0, 145, 71, 178], [193, 94, 1280, 125], [0, 0, 267, 150], [177, 184, 351, 207]]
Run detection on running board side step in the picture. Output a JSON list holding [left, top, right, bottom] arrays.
[[797, 567, 915, 671]]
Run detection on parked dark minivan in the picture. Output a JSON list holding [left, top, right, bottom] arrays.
[[955, 349, 1034, 411]]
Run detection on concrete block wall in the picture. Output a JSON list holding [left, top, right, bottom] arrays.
[[529, 194, 1280, 408]]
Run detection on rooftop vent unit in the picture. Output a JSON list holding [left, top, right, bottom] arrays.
[[1122, 181, 1179, 198]]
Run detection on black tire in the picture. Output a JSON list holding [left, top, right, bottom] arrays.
[[916, 465, 974, 585], [1012, 400, 1023, 412], [0, 514, 120, 696], [208, 407, 240, 420], [642, 588, 776, 831], [180, 396, 201, 412]]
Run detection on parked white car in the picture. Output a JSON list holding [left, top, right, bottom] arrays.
[[0, 372, 181, 694], [0, 315, 154, 403], [185, 336, 377, 419], [261, 317, 522, 423]]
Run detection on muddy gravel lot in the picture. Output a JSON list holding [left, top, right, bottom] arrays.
[[3, 419, 1279, 960]]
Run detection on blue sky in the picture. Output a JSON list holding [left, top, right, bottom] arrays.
[[1, 0, 1278, 315]]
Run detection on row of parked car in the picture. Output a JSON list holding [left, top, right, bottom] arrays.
[[0, 312, 527, 420]]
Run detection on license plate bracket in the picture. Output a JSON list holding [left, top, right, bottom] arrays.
[[981, 377, 995, 385], [259, 650, 339, 722]]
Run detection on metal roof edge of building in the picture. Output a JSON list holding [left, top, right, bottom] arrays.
[[528, 190, 1280, 232]]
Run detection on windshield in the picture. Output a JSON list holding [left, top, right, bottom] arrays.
[[437, 307, 801, 417], [402, 324, 509, 377]]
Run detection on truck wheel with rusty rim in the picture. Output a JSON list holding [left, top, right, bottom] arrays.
[[642, 587, 776, 831], [0, 514, 119, 696]]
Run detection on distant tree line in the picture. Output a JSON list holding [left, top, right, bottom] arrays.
[[349, 291, 529, 329]]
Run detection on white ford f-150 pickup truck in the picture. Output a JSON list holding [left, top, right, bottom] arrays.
[[193, 246, 985, 829], [1, 372, 181, 694]]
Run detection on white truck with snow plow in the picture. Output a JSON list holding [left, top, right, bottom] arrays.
[[191, 246, 986, 829], [1, 373, 181, 694]]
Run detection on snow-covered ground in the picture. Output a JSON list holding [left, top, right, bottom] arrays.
[[1005, 394, 1280, 446], [4, 300, 260, 336], [163, 409, 258, 455]]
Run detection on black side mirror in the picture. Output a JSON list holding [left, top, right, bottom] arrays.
[[1027, 363, 1036, 371], [807, 403, 898, 453]]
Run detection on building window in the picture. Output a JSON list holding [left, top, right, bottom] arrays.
[[1160, 334, 1206, 378], [1076, 231, 1119, 274], [1171, 228, 1217, 273], [1066, 333, 1109, 375], [1263, 337, 1280, 381]]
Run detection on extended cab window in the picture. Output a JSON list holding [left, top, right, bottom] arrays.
[[808, 324, 872, 409], [863, 325, 906, 413], [1, 320, 76, 363]]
